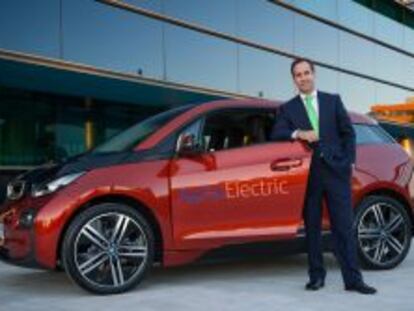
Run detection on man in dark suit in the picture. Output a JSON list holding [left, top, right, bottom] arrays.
[[270, 58, 377, 294]]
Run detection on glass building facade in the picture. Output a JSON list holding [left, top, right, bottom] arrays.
[[0, 0, 413, 172]]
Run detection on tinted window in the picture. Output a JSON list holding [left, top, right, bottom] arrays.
[[201, 109, 275, 152], [354, 124, 395, 145], [91, 104, 193, 153]]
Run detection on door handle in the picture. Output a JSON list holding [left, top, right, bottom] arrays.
[[271, 157, 303, 171]]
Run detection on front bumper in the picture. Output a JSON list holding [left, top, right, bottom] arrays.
[[0, 195, 54, 269], [0, 245, 39, 269], [0, 211, 38, 269]]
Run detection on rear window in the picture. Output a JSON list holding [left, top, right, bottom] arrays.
[[353, 124, 395, 145]]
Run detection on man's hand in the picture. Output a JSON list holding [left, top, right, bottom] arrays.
[[296, 129, 319, 143]]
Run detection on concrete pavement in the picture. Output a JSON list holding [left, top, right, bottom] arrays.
[[0, 248, 413, 311]]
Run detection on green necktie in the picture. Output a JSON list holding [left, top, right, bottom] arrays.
[[304, 94, 319, 136]]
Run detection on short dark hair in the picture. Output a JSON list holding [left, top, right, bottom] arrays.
[[290, 58, 315, 76]]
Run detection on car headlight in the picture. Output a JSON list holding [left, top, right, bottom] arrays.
[[31, 172, 85, 197]]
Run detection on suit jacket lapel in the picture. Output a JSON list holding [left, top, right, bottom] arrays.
[[316, 91, 323, 137], [292, 91, 324, 136], [293, 95, 313, 131]]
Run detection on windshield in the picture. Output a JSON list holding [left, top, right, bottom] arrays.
[[91, 104, 194, 154]]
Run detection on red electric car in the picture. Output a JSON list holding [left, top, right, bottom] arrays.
[[1, 99, 413, 294]]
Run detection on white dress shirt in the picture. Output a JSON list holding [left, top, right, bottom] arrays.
[[291, 89, 319, 139]]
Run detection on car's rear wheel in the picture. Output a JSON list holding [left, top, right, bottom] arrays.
[[354, 195, 412, 270], [61, 203, 154, 294]]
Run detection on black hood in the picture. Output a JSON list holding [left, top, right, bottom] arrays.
[[6, 132, 176, 201], [13, 152, 124, 185], [15, 148, 171, 187], [4, 151, 142, 202]]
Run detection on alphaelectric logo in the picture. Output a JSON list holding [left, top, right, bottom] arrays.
[[225, 178, 288, 198], [176, 178, 289, 205]]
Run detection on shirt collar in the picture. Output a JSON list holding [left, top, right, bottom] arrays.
[[299, 89, 317, 101]]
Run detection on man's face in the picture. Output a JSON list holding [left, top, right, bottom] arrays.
[[292, 61, 315, 94]]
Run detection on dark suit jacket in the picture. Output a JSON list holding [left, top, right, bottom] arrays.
[[270, 90, 356, 175]]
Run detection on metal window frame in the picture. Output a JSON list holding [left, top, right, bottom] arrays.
[[269, 0, 414, 59], [96, 0, 414, 93]]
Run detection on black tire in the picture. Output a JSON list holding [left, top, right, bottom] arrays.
[[61, 203, 155, 294], [353, 195, 412, 270]]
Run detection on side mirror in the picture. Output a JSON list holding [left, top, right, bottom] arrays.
[[176, 133, 203, 156]]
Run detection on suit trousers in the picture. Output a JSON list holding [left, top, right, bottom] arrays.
[[302, 146, 363, 286]]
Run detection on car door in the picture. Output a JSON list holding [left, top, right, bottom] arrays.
[[169, 107, 312, 249]]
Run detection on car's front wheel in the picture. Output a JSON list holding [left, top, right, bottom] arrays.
[[61, 203, 154, 294], [354, 195, 412, 270]]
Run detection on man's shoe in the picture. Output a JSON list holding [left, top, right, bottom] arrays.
[[305, 278, 325, 290], [345, 282, 377, 294]]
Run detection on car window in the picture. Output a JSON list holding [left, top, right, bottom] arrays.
[[201, 108, 275, 152], [353, 124, 395, 145], [91, 104, 194, 153]]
